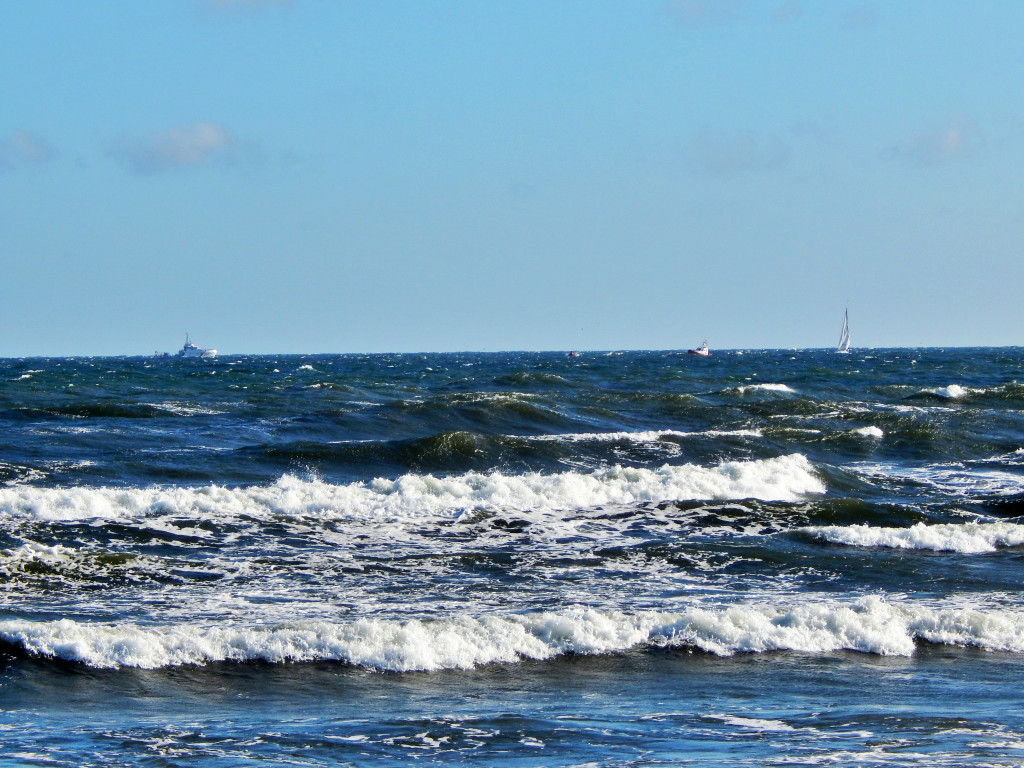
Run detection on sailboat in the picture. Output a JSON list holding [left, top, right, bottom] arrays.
[[836, 310, 851, 353]]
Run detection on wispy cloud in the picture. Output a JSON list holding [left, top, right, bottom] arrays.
[[891, 115, 982, 167], [664, 0, 743, 28], [111, 122, 238, 174], [0, 131, 56, 171], [692, 130, 790, 175]]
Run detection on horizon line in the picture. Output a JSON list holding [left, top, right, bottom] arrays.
[[2, 344, 1022, 360]]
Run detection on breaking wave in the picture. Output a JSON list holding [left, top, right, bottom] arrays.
[[804, 521, 1024, 553], [732, 383, 797, 395], [0, 454, 823, 523], [3, 597, 1023, 670]]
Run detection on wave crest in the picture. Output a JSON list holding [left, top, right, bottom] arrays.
[[4, 598, 1024, 670], [0, 454, 824, 522], [804, 521, 1024, 553]]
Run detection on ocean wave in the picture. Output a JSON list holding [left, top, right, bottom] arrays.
[[909, 382, 1024, 402], [0, 463, 49, 486], [804, 521, 1024, 553], [927, 384, 977, 399], [853, 462, 1024, 499], [732, 383, 797, 395], [905, 383, 991, 401], [3, 598, 1023, 670], [980, 448, 1024, 468], [0, 454, 824, 523], [151, 401, 228, 417], [532, 429, 763, 443]]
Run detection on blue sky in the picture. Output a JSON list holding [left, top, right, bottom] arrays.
[[2, 0, 1022, 355]]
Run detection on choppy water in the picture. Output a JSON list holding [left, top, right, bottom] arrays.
[[2, 348, 1024, 766]]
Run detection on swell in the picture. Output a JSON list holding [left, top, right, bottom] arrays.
[[4, 403, 171, 420], [4, 352, 1021, 490], [232, 427, 772, 480]]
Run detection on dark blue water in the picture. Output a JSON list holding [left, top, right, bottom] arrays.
[[2, 348, 1024, 765]]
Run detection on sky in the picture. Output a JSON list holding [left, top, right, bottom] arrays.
[[2, 0, 1023, 356]]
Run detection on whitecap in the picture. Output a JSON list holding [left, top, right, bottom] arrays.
[[923, 384, 979, 399], [0, 454, 825, 523], [852, 462, 1024, 498], [534, 429, 763, 444], [804, 521, 1024, 554], [705, 714, 796, 732], [734, 383, 796, 395], [4, 597, 1024, 670]]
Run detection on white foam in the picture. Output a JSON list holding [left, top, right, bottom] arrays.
[[152, 402, 227, 417], [4, 597, 1023, 669], [0, 454, 824, 523], [853, 462, 1024, 498], [852, 426, 884, 438], [0, 541, 74, 565], [536, 429, 762, 443], [984, 448, 1024, 468], [923, 384, 978, 399], [734, 383, 796, 394], [706, 714, 796, 732], [805, 522, 1024, 553]]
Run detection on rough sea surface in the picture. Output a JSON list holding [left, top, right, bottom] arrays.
[[2, 348, 1024, 766]]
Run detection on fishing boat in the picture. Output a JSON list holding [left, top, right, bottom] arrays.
[[836, 310, 851, 353], [688, 340, 710, 356], [176, 333, 217, 359]]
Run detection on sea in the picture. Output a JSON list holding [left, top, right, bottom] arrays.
[[2, 347, 1024, 767]]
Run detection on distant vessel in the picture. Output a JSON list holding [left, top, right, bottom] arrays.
[[836, 310, 851, 353], [688, 340, 710, 356], [177, 333, 217, 359]]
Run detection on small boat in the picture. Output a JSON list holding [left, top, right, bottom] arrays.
[[688, 340, 710, 356], [836, 310, 851, 353], [176, 333, 217, 359]]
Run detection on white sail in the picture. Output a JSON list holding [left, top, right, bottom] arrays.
[[837, 310, 851, 353]]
